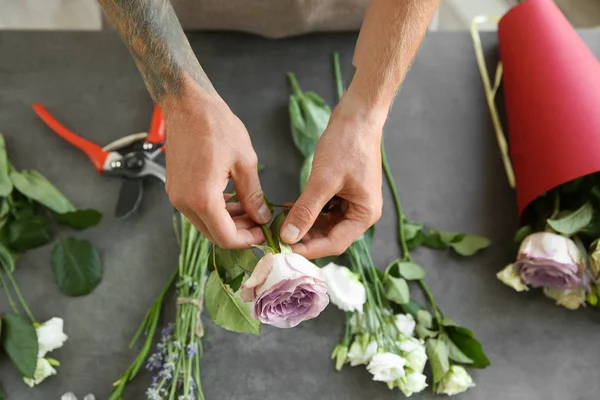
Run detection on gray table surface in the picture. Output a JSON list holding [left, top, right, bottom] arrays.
[[1, 29, 599, 400]]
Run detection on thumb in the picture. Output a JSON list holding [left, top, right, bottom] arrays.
[[281, 175, 336, 243], [233, 160, 271, 224]]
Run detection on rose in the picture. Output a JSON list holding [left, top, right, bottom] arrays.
[[496, 264, 528, 292], [543, 287, 586, 310], [366, 352, 406, 382], [240, 252, 329, 328], [347, 336, 378, 366], [321, 262, 366, 312], [394, 313, 416, 337], [23, 358, 58, 387], [514, 232, 583, 288], [436, 365, 475, 395], [36, 317, 68, 357]]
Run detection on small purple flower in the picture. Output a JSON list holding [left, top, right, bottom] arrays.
[[161, 325, 173, 337], [186, 343, 197, 358], [145, 352, 163, 371]]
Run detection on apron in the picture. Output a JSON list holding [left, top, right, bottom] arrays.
[[103, 0, 368, 38]]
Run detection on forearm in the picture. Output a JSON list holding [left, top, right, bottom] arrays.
[[98, 0, 215, 104], [348, 0, 439, 119]]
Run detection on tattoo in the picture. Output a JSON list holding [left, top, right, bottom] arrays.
[[98, 0, 215, 101]]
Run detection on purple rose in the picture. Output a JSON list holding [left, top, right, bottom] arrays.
[[514, 232, 583, 288], [240, 253, 329, 328]]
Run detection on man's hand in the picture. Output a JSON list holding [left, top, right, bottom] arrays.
[[281, 92, 385, 259], [163, 80, 270, 248]]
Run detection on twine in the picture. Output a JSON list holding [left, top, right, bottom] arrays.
[[177, 297, 205, 338]]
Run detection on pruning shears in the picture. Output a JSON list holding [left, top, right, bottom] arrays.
[[32, 103, 167, 219]]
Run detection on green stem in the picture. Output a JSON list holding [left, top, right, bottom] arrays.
[[419, 280, 443, 328], [287, 73, 303, 97], [343, 312, 351, 346], [261, 225, 278, 252], [5, 270, 36, 324], [0, 269, 19, 315], [381, 138, 410, 259], [333, 52, 344, 101]]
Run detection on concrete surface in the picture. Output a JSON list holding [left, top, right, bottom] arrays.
[[1, 30, 600, 400]]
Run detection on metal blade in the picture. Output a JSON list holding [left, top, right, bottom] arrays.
[[115, 179, 144, 219]]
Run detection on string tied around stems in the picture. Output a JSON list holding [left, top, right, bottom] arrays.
[[176, 297, 205, 338]]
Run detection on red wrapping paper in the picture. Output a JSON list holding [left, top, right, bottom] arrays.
[[498, 0, 600, 216]]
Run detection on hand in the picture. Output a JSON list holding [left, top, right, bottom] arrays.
[[162, 82, 271, 248], [280, 92, 385, 259]]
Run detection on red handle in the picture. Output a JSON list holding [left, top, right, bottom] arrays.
[[32, 103, 108, 173], [146, 105, 166, 145]]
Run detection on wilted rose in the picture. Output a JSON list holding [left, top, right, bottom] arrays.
[[240, 252, 329, 328], [514, 232, 583, 289]]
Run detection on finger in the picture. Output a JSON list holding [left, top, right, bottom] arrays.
[[232, 159, 271, 224], [232, 215, 259, 230], [290, 218, 366, 259], [225, 201, 245, 217], [179, 205, 215, 243], [198, 192, 265, 248], [281, 174, 338, 244]]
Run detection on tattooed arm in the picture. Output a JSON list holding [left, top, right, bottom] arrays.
[[99, 0, 269, 247]]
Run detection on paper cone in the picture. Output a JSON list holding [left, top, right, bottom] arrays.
[[498, 0, 600, 216]]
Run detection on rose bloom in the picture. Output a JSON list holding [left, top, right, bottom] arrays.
[[241, 253, 329, 328], [514, 232, 583, 289]]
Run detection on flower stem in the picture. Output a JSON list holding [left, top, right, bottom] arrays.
[[419, 280, 443, 328], [261, 225, 278, 252], [5, 269, 36, 324], [0, 269, 19, 315], [333, 52, 344, 101], [381, 138, 410, 259], [343, 312, 351, 346], [287, 73, 303, 97]]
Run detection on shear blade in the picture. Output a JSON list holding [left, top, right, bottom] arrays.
[[115, 179, 144, 219]]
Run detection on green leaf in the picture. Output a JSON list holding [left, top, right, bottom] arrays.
[[1, 314, 38, 378], [421, 229, 448, 251], [446, 326, 490, 368], [440, 333, 474, 364], [56, 209, 102, 230], [426, 338, 450, 383], [288, 95, 316, 158], [402, 222, 422, 241], [269, 213, 287, 252], [448, 234, 491, 256], [397, 262, 426, 280], [214, 246, 259, 274], [401, 300, 423, 317], [228, 272, 245, 293], [0, 242, 16, 273], [10, 170, 75, 214], [204, 270, 260, 335], [6, 215, 53, 253], [417, 309, 433, 328], [51, 237, 103, 296], [0, 200, 10, 230], [514, 225, 533, 244], [299, 154, 313, 192], [384, 276, 410, 305], [0, 135, 13, 197], [313, 255, 340, 267], [547, 201, 594, 236]]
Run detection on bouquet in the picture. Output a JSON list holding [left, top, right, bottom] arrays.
[[472, 0, 600, 309], [0, 133, 103, 394], [286, 54, 491, 396]]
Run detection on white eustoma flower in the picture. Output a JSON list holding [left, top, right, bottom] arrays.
[[36, 317, 68, 357], [61, 393, 95, 400], [394, 313, 416, 337], [436, 365, 476, 396], [398, 371, 428, 397], [23, 358, 57, 387], [321, 262, 366, 312], [347, 337, 378, 366], [496, 264, 528, 292], [367, 352, 406, 382], [399, 337, 427, 373]]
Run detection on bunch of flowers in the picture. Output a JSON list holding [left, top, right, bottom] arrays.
[[286, 53, 491, 396]]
